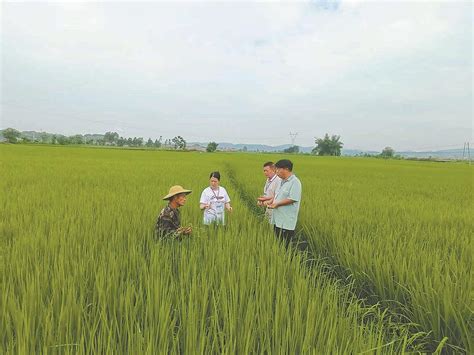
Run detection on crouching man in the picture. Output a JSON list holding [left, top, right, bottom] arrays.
[[155, 185, 193, 240]]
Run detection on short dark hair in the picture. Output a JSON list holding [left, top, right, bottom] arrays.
[[209, 171, 221, 180], [263, 161, 274, 168], [275, 159, 293, 171]]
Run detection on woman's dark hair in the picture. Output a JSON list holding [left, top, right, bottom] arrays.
[[209, 171, 221, 180], [275, 159, 293, 171]]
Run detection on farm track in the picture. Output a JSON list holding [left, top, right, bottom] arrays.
[[224, 163, 461, 354]]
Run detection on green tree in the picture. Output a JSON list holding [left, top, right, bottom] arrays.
[[146, 138, 154, 147], [132, 137, 144, 147], [206, 142, 218, 152], [2, 128, 21, 143], [172, 136, 186, 150], [116, 137, 125, 146], [40, 132, 49, 144], [69, 134, 84, 144], [380, 147, 395, 158], [283, 145, 299, 154], [154, 136, 162, 148], [312, 134, 343, 156], [57, 135, 70, 145], [104, 132, 119, 145]]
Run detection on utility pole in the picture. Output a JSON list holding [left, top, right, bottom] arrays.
[[467, 142, 471, 164], [462, 142, 471, 164], [289, 132, 298, 146]]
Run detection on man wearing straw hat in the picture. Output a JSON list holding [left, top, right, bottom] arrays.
[[155, 185, 193, 239]]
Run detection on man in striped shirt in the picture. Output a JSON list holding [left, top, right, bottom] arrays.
[[257, 161, 282, 223]]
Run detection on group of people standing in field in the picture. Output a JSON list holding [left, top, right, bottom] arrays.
[[155, 159, 302, 246]]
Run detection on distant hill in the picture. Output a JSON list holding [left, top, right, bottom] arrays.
[[341, 148, 469, 159], [189, 142, 470, 159], [397, 149, 467, 159], [208, 142, 314, 153], [342, 149, 379, 156], [1, 129, 470, 159], [194, 142, 374, 154], [18, 130, 105, 142]]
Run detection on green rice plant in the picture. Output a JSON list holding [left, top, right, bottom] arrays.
[[1, 145, 418, 353], [229, 154, 473, 353]]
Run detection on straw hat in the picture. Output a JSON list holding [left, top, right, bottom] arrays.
[[162, 185, 192, 200]]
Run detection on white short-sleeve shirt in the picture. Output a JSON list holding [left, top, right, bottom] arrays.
[[263, 175, 282, 223], [200, 186, 231, 225], [264, 175, 281, 198]]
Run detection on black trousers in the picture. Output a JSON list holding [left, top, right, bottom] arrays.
[[273, 225, 295, 247], [273, 225, 310, 251]]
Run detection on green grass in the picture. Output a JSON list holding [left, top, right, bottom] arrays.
[[1, 145, 471, 353]]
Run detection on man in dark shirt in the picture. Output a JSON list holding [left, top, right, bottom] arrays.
[[155, 185, 192, 239]]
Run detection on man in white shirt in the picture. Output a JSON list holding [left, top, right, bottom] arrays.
[[257, 161, 282, 223]]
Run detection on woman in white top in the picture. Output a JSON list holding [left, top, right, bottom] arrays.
[[200, 171, 232, 225]]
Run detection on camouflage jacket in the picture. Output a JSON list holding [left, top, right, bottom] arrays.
[[155, 205, 181, 239]]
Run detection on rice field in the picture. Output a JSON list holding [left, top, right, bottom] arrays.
[[228, 155, 473, 353], [1, 144, 472, 353]]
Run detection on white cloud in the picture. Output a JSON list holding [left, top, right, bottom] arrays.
[[1, 0, 472, 149]]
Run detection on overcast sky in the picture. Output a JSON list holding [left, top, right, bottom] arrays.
[[1, 0, 472, 151]]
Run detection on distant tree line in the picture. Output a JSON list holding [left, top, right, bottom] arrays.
[[0, 128, 190, 150], [356, 146, 402, 159], [279, 134, 343, 156], [283, 145, 300, 154], [1, 127, 401, 158]]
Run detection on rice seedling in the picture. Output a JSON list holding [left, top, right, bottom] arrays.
[[1, 145, 466, 353], [229, 154, 473, 353]]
